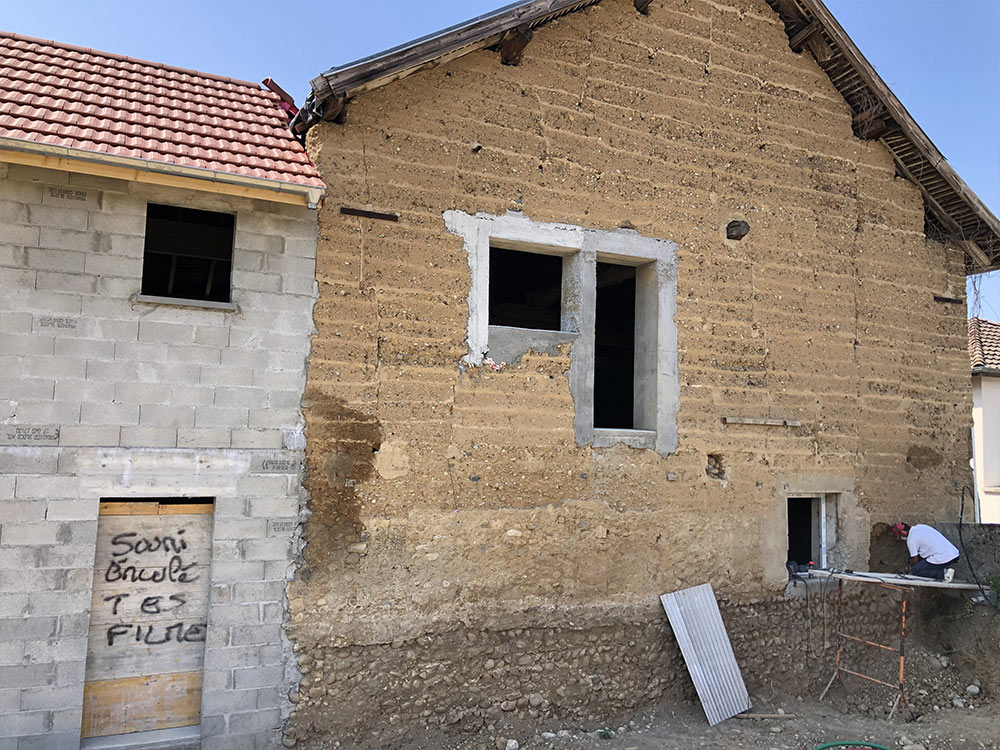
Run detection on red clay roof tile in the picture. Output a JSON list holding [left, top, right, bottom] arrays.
[[970, 318, 1000, 371], [0, 31, 324, 190]]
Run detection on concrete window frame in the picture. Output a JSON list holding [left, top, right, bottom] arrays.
[[445, 210, 679, 456]]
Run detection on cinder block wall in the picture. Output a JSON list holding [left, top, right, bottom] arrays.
[[289, 0, 972, 745], [0, 162, 317, 749]]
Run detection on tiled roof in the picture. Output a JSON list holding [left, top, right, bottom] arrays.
[[0, 32, 324, 190], [969, 318, 1000, 371]]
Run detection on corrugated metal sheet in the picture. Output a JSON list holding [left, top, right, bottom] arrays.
[[660, 583, 750, 726]]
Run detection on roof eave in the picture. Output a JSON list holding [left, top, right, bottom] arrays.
[[0, 136, 325, 208]]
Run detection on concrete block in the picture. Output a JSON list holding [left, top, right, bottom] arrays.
[[247, 408, 298, 430], [0, 333, 54, 356], [167, 344, 222, 366], [236, 475, 289, 496], [54, 659, 85, 685], [139, 404, 195, 428], [263, 560, 292, 580], [1, 224, 41, 246], [231, 429, 284, 450], [227, 707, 281, 735], [258, 644, 283, 666], [88, 211, 144, 235], [83, 253, 143, 278], [176, 428, 232, 449], [0, 378, 53, 400], [17, 731, 81, 750], [15, 475, 80, 498], [22, 637, 88, 664], [0, 268, 37, 291], [214, 386, 267, 408], [18, 684, 83, 712], [58, 424, 120, 447], [202, 669, 233, 692], [35, 271, 97, 295], [86, 359, 138, 383], [0, 311, 32, 332], [36, 544, 96, 570], [53, 336, 116, 359], [0, 642, 24, 667], [209, 561, 266, 584], [0, 499, 46, 522], [50, 706, 83, 731], [0, 687, 19, 714], [93, 318, 138, 340], [26, 204, 88, 231], [69, 172, 127, 192], [0, 711, 49, 736], [113, 382, 172, 404], [231, 270, 282, 294], [0, 521, 65, 545], [138, 320, 195, 345], [200, 365, 254, 387], [232, 580, 286, 604], [0, 661, 56, 688], [248, 496, 299, 517], [11, 355, 86, 381], [54, 379, 114, 404], [171, 385, 216, 406], [233, 232, 283, 253], [194, 325, 230, 347], [201, 687, 258, 713], [0, 199, 29, 225], [120, 426, 177, 448], [12, 400, 81, 424], [233, 665, 284, 690], [212, 497, 247, 518], [213, 518, 267, 541], [0, 452, 58, 474], [210, 605, 262, 629], [95, 276, 140, 297], [44, 499, 99, 522], [80, 402, 139, 426], [195, 407, 249, 429], [211, 540, 242, 563], [25, 247, 86, 273], [240, 537, 292, 562], [280, 274, 317, 296], [203, 646, 260, 671]]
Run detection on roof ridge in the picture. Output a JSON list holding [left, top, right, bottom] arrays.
[[0, 30, 263, 91]]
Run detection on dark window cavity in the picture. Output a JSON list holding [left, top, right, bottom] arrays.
[[488, 247, 562, 330], [141, 204, 235, 303], [787, 496, 817, 567], [594, 262, 635, 429]]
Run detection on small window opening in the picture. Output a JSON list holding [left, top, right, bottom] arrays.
[[594, 262, 636, 428], [488, 247, 562, 330], [787, 494, 838, 569], [142, 204, 235, 303]]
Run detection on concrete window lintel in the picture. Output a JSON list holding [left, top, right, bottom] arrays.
[[445, 209, 679, 456]]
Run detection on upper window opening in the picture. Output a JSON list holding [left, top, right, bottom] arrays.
[[594, 262, 636, 429], [141, 203, 235, 303], [488, 246, 562, 330]]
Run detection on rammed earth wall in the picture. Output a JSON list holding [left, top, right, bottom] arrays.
[[293, 0, 971, 745], [0, 162, 317, 749]]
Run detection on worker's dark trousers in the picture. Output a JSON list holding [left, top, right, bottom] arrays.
[[911, 556, 959, 580]]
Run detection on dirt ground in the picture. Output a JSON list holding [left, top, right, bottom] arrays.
[[483, 698, 1000, 750]]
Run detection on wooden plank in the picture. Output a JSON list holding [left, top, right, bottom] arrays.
[[83, 510, 212, 732], [788, 21, 820, 51], [722, 416, 802, 427], [0, 148, 312, 207], [99, 501, 214, 516], [81, 671, 203, 738]]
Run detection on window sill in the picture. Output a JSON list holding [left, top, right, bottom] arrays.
[[593, 428, 656, 450], [134, 294, 238, 312]]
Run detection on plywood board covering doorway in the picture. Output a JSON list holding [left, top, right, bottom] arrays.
[[82, 499, 213, 738]]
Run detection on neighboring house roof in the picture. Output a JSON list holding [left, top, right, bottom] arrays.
[[0, 31, 325, 205], [292, 0, 1000, 270], [969, 318, 1000, 374]]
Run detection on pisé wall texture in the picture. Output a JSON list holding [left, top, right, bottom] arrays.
[[287, 0, 971, 745]]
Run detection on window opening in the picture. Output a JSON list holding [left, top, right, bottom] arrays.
[[141, 204, 235, 303], [594, 262, 636, 428], [488, 246, 562, 330], [787, 494, 837, 569]]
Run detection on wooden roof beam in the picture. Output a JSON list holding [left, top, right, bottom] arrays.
[[788, 21, 821, 51], [956, 239, 992, 271], [498, 25, 533, 65], [634, 0, 654, 14]]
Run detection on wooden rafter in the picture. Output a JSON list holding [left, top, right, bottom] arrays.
[[498, 25, 533, 65]]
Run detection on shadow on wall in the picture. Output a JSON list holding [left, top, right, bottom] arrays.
[[869, 522, 904, 574]]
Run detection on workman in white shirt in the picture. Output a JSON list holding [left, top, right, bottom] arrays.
[[891, 522, 959, 582]]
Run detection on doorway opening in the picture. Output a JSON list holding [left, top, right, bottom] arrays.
[[787, 494, 838, 569]]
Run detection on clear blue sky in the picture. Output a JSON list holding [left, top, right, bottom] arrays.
[[5, 0, 998, 317]]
